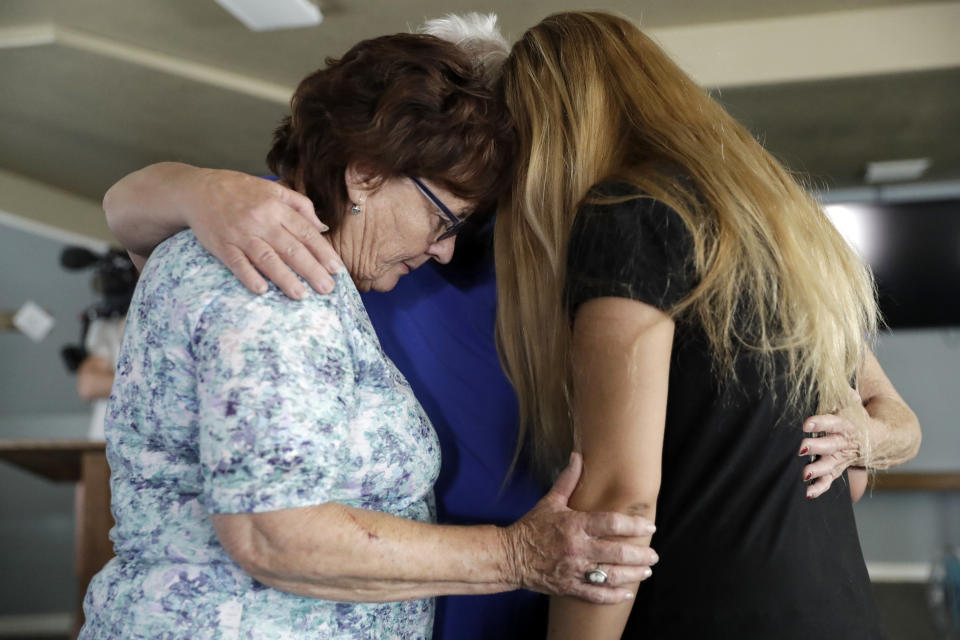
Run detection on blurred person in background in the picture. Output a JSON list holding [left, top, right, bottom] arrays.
[[75, 316, 124, 438]]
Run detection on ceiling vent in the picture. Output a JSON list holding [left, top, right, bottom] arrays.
[[864, 158, 931, 184], [214, 0, 323, 31]]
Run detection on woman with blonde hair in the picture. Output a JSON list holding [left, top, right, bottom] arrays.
[[495, 11, 917, 638]]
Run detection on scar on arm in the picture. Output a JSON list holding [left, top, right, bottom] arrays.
[[344, 509, 380, 541]]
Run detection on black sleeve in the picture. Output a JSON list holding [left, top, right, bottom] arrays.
[[565, 186, 696, 314]]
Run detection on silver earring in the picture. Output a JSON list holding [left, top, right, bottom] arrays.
[[350, 203, 362, 215]]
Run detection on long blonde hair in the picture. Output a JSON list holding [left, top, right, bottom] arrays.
[[494, 11, 878, 477]]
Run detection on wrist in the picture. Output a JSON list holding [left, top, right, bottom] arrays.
[[858, 414, 886, 468], [496, 523, 525, 590]]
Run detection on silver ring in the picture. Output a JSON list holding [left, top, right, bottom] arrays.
[[585, 567, 609, 585]]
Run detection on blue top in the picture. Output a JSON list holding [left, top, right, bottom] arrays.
[[83, 231, 439, 639], [361, 257, 549, 640]]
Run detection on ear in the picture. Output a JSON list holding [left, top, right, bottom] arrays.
[[344, 162, 381, 195]]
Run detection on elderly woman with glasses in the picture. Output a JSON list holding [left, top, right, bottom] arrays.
[[80, 31, 659, 640]]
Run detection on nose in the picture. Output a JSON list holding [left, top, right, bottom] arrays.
[[428, 236, 456, 264]]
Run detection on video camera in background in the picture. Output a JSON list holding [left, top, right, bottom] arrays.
[[59, 247, 138, 372]]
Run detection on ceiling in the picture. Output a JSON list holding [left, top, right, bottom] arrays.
[[0, 1, 958, 417], [719, 67, 960, 187], [1, 0, 958, 210]]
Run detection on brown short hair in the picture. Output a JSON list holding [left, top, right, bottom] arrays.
[[267, 33, 514, 231]]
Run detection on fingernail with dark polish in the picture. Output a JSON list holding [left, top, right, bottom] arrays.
[[799, 447, 808, 456], [804, 473, 812, 481]]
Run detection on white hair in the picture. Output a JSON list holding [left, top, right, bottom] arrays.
[[418, 13, 510, 84]]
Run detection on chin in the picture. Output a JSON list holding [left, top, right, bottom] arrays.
[[370, 274, 401, 293]]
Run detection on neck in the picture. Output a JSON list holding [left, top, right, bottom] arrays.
[[328, 227, 366, 290]]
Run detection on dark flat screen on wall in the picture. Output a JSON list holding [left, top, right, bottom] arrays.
[[825, 199, 960, 328]]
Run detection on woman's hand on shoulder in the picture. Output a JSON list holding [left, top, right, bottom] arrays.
[[190, 169, 341, 299], [799, 387, 867, 500], [502, 452, 659, 604]]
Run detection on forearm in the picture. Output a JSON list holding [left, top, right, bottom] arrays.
[[213, 502, 518, 601], [103, 162, 208, 259], [857, 347, 921, 470], [861, 395, 921, 469], [548, 504, 654, 639], [548, 484, 657, 638]]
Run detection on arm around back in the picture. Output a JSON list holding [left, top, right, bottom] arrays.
[[800, 347, 921, 499], [103, 162, 340, 297], [847, 348, 919, 503], [856, 347, 921, 468], [103, 162, 210, 267]]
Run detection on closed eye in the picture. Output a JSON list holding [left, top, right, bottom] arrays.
[[426, 210, 448, 235], [409, 175, 463, 240]]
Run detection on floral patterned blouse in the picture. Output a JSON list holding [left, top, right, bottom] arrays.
[[80, 231, 441, 639]]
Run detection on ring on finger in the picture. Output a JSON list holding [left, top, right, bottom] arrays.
[[585, 565, 609, 585]]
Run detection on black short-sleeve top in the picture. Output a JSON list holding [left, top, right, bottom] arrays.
[[565, 183, 884, 639]]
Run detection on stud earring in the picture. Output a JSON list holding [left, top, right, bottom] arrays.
[[350, 195, 364, 215]]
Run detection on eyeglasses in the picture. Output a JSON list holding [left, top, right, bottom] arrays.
[[410, 176, 466, 242]]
